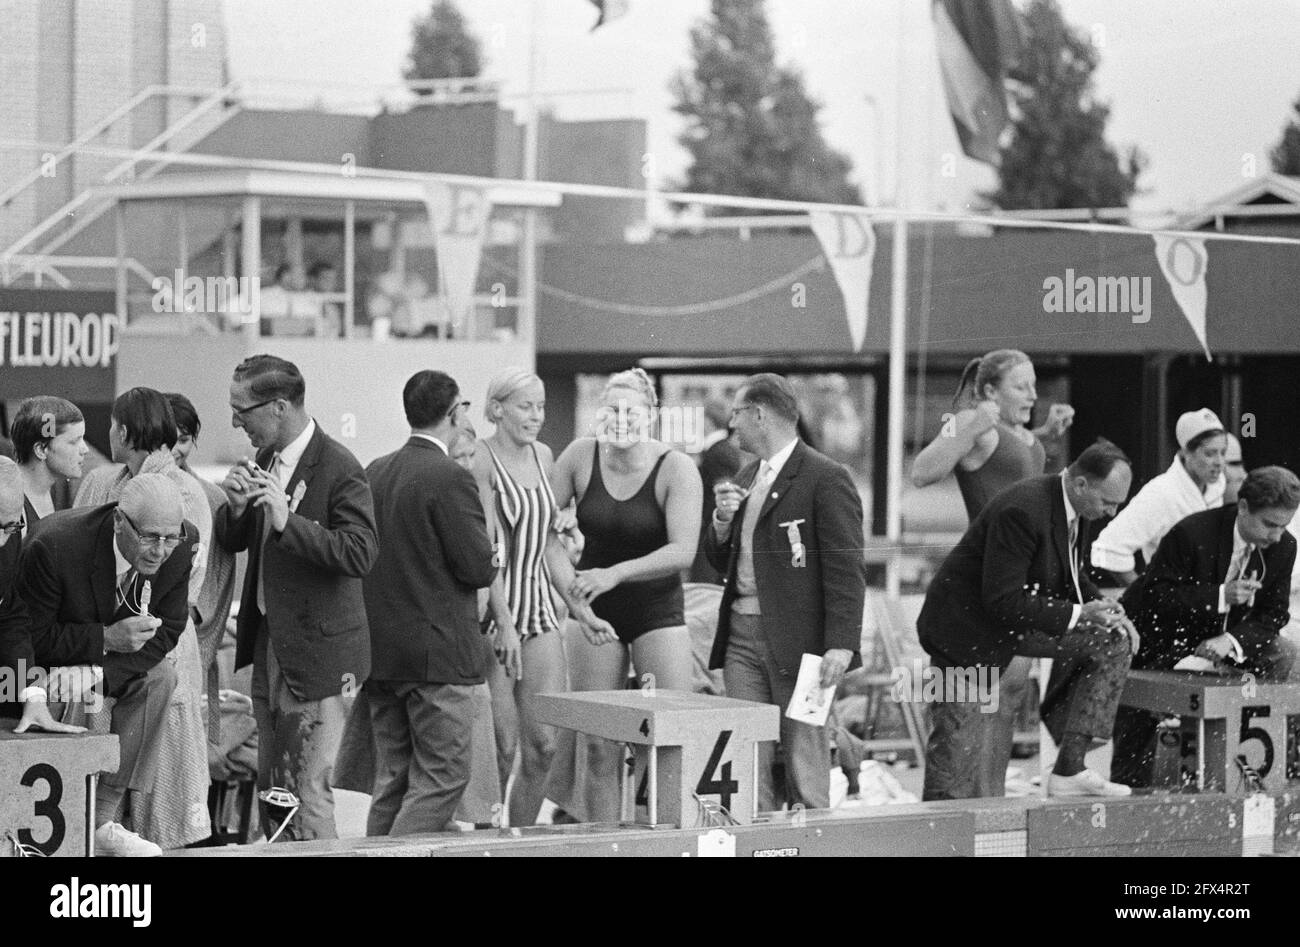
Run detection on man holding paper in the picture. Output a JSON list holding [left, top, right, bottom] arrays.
[[706, 373, 867, 811], [1111, 465, 1299, 788]]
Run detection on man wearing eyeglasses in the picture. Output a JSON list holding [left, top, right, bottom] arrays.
[[215, 354, 378, 842], [16, 473, 195, 856]]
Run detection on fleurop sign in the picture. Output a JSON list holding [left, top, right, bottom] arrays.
[[0, 289, 119, 402]]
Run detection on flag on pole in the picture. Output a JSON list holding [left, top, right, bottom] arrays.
[[932, 0, 1025, 166], [810, 211, 877, 352], [1152, 233, 1213, 361], [421, 182, 493, 335], [589, 0, 629, 31]]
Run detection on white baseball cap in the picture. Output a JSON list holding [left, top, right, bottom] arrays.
[[1175, 408, 1224, 449]]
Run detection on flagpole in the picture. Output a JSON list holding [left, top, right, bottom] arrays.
[[884, 0, 909, 597], [519, 0, 542, 357]]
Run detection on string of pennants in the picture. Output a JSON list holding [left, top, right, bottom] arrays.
[[423, 179, 1215, 360]]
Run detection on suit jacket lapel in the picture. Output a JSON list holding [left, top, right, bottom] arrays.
[[93, 512, 118, 621], [1215, 508, 1236, 582], [1050, 477, 1074, 597], [283, 423, 324, 511]]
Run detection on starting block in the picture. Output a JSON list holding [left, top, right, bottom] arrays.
[[1121, 669, 1300, 793], [1, 720, 119, 856], [534, 690, 779, 828]]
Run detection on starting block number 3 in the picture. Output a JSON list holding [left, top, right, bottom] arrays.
[[14, 763, 66, 855]]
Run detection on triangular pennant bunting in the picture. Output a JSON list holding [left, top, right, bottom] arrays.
[[1152, 233, 1212, 360], [421, 182, 493, 335], [810, 211, 877, 352]]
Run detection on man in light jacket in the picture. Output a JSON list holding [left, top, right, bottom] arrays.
[[1091, 408, 1227, 586]]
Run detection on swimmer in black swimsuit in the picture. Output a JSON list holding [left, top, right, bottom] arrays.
[[550, 368, 703, 823]]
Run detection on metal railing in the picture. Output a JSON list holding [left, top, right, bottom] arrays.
[[1, 81, 241, 272], [0, 84, 225, 211], [0, 254, 155, 290]]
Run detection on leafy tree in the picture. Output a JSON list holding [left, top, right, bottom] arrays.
[[983, 0, 1144, 209], [671, 0, 860, 210], [1269, 94, 1300, 175], [404, 0, 482, 90]]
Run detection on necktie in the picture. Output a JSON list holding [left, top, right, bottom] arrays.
[[116, 568, 137, 612], [1224, 543, 1256, 630], [735, 461, 774, 599], [742, 462, 773, 535], [256, 455, 281, 615], [1067, 517, 1082, 603]]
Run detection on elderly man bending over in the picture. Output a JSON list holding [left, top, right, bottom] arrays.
[[19, 473, 196, 856]]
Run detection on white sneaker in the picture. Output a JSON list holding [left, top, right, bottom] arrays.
[[94, 822, 162, 857], [1046, 769, 1132, 798]]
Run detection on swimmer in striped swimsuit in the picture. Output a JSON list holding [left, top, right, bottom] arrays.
[[472, 369, 611, 827]]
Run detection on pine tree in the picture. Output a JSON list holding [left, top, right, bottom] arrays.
[[1270, 95, 1300, 175], [983, 0, 1144, 210], [670, 0, 860, 210], [404, 0, 482, 90]]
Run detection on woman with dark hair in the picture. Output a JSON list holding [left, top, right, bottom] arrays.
[[11, 395, 88, 529], [76, 386, 213, 849], [911, 350, 1075, 799], [165, 392, 239, 767]]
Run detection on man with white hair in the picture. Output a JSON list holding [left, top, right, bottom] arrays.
[[18, 472, 196, 856], [0, 456, 85, 733]]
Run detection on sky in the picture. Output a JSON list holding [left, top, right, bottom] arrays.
[[222, 0, 1300, 214]]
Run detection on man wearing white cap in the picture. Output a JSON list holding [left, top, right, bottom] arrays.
[[1091, 408, 1227, 586]]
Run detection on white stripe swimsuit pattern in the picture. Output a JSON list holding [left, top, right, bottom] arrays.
[[486, 442, 561, 639]]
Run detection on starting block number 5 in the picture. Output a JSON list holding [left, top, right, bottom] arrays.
[[1234, 707, 1300, 782]]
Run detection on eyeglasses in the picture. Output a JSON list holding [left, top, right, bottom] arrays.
[[231, 398, 279, 418], [729, 404, 758, 420], [0, 516, 25, 536], [118, 509, 183, 550]]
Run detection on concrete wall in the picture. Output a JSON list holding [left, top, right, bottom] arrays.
[[0, 0, 41, 249], [183, 109, 372, 167], [115, 334, 534, 467], [368, 104, 499, 176]]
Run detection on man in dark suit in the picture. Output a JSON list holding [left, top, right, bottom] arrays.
[[0, 457, 85, 733], [705, 373, 867, 811], [1112, 465, 1300, 787], [361, 370, 496, 835], [18, 473, 194, 856], [918, 440, 1138, 801], [689, 398, 746, 584], [215, 354, 378, 841]]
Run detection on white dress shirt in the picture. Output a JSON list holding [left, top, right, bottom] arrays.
[[1091, 456, 1224, 573], [411, 432, 449, 454], [1061, 472, 1083, 629], [271, 419, 317, 491], [716, 435, 798, 611], [1214, 522, 1253, 663]]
